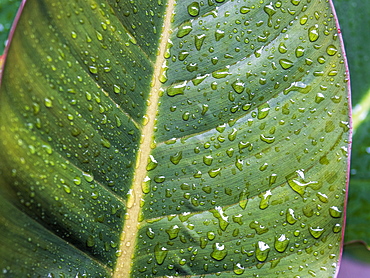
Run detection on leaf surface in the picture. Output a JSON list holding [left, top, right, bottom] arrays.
[[0, 0, 350, 277]]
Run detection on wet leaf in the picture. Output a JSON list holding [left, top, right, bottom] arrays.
[[0, 0, 350, 277]]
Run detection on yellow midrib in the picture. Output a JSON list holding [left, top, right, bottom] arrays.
[[113, 1, 175, 277]]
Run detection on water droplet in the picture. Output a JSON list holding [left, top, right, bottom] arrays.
[[166, 225, 180, 239], [215, 29, 225, 41], [308, 25, 319, 42], [329, 206, 342, 218], [73, 176, 81, 185], [83, 172, 94, 183], [44, 98, 53, 108], [286, 169, 320, 196], [208, 168, 221, 178], [278, 43, 287, 54], [170, 151, 182, 165], [177, 22, 193, 38], [114, 84, 121, 94], [274, 234, 290, 252], [101, 137, 111, 148], [256, 241, 270, 262], [154, 243, 168, 265], [257, 103, 270, 119], [187, 2, 200, 17], [249, 221, 269, 235], [259, 190, 272, 209], [233, 263, 245, 275], [231, 79, 245, 93], [167, 81, 186, 97], [210, 243, 227, 261], [195, 34, 206, 50], [203, 155, 213, 166], [260, 134, 275, 144], [326, 45, 338, 56], [315, 93, 325, 103], [264, 3, 276, 27], [295, 46, 305, 58], [212, 206, 229, 231], [146, 155, 158, 171], [279, 59, 294, 70], [89, 66, 98, 74], [142, 176, 151, 194], [212, 68, 230, 79], [146, 227, 155, 239], [286, 208, 297, 224], [240, 6, 250, 14], [309, 226, 325, 239]]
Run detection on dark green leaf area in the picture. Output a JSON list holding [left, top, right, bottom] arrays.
[[134, 0, 349, 277], [0, 0, 350, 277], [0, 0, 166, 274]]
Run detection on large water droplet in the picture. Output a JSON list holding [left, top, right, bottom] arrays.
[[187, 2, 200, 17], [329, 206, 342, 218], [211, 243, 228, 261], [274, 234, 290, 252], [309, 226, 325, 239], [308, 25, 319, 42], [286, 169, 320, 196], [154, 243, 168, 265], [256, 241, 270, 262]]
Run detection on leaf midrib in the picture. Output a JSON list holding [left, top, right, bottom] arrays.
[[113, 1, 176, 276]]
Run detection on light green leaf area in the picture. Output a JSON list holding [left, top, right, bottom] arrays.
[[0, 0, 350, 277], [0, 0, 22, 53], [334, 0, 370, 251]]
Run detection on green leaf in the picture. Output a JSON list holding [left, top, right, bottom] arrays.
[[0, 0, 350, 277], [334, 0, 370, 250]]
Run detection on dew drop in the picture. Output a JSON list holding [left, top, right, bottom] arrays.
[[170, 151, 183, 165], [154, 243, 168, 265], [309, 226, 325, 239], [166, 225, 180, 239], [146, 155, 158, 171], [259, 190, 272, 209], [231, 79, 245, 93], [326, 45, 338, 56], [167, 81, 186, 97], [187, 2, 200, 17], [210, 243, 228, 261], [233, 263, 245, 275], [195, 34, 206, 50], [286, 208, 297, 224], [256, 241, 270, 262], [177, 22, 193, 38], [279, 59, 294, 70], [286, 169, 320, 196], [308, 25, 319, 42], [274, 234, 290, 252], [329, 206, 342, 218], [257, 103, 270, 119]]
